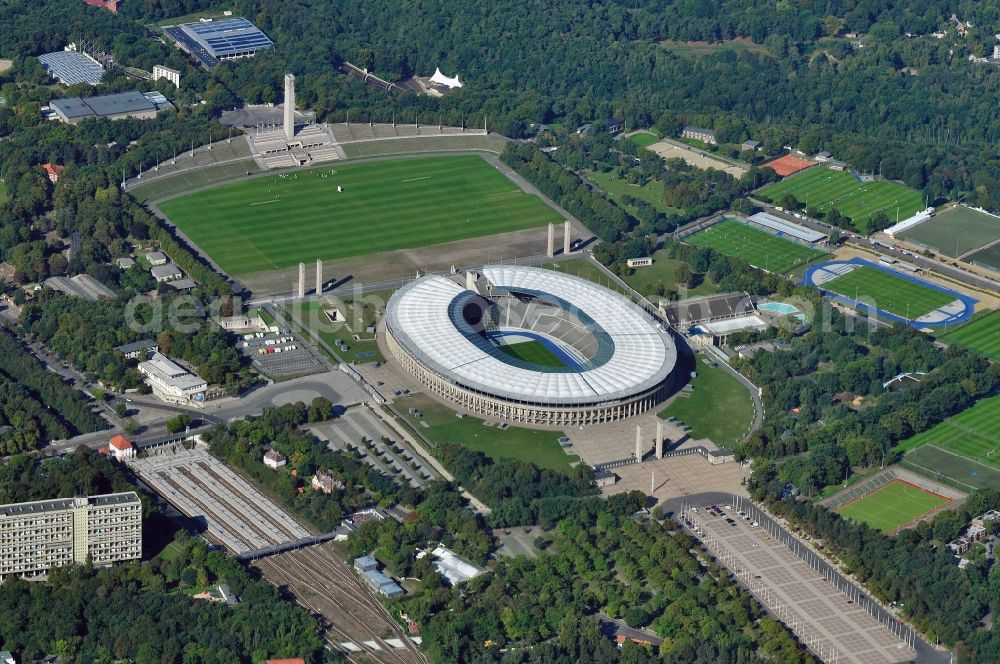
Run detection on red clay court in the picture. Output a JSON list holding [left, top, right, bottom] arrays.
[[763, 154, 815, 177]]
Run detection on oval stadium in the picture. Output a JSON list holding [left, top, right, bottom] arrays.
[[384, 265, 677, 426]]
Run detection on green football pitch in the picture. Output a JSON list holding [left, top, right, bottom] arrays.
[[900, 205, 1000, 258], [498, 340, 567, 368], [837, 480, 950, 533], [685, 219, 827, 273], [821, 266, 955, 319], [156, 156, 561, 276], [758, 167, 923, 234], [896, 393, 1000, 470], [941, 310, 1000, 361]]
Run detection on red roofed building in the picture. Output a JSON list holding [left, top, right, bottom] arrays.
[[109, 434, 135, 461], [616, 634, 653, 647], [83, 0, 121, 13], [41, 163, 64, 184]]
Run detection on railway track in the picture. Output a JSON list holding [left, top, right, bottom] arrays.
[[194, 460, 309, 539], [175, 465, 281, 547], [151, 470, 260, 551], [258, 544, 424, 663]]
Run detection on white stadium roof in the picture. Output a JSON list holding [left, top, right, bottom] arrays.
[[429, 67, 463, 89], [386, 265, 676, 405]]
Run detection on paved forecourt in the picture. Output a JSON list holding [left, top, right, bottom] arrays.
[[156, 155, 562, 276], [804, 258, 976, 326]]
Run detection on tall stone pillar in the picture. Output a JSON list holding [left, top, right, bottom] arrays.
[[297, 262, 305, 298], [315, 259, 323, 295], [564, 220, 572, 254], [547, 223, 555, 258], [656, 420, 664, 458], [283, 73, 296, 140], [635, 425, 642, 461]]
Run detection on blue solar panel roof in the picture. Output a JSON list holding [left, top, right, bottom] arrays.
[[179, 17, 273, 58]]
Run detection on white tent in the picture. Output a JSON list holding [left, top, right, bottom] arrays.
[[429, 67, 463, 89]]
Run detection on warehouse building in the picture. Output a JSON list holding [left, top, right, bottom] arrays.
[[0, 492, 141, 581], [138, 352, 207, 405], [165, 17, 273, 69], [37, 50, 105, 86], [48, 91, 170, 124]]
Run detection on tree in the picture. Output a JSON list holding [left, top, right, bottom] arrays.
[[165, 414, 192, 434]]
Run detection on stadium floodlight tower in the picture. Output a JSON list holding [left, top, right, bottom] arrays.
[[283, 73, 296, 140]]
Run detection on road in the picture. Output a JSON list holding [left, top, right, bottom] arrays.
[[661, 492, 950, 664]]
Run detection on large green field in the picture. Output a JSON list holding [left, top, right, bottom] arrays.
[[758, 167, 923, 233], [399, 394, 577, 472], [900, 205, 1000, 258], [628, 132, 661, 148], [836, 480, 950, 533], [498, 340, 566, 368], [584, 169, 682, 216], [941, 310, 1000, 360], [157, 156, 561, 276], [622, 250, 719, 298], [658, 359, 755, 447], [896, 393, 1000, 469], [822, 266, 955, 319], [685, 219, 827, 274]]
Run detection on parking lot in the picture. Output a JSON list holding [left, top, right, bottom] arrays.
[[238, 328, 324, 378], [131, 445, 312, 554], [307, 406, 439, 488], [681, 499, 916, 664]]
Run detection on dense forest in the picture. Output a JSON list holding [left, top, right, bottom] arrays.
[[0, 330, 105, 453]]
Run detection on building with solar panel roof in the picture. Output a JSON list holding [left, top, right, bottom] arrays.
[[165, 17, 273, 69]]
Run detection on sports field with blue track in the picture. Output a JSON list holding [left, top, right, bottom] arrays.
[[803, 258, 976, 326]]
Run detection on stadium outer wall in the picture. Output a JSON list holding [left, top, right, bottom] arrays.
[[385, 325, 672, 427]]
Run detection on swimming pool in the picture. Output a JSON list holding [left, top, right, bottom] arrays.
[[758, 301, 799, 315]]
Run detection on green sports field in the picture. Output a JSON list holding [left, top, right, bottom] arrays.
[[156, 156, 561, 276], [758, 167, 923, 234], [941, 310, 1000, 360], [821, 266, 955, 319], [900, 205, 1000, 258], [896, 393, 1000, 468], [498, 340, 566, 368], [836, 480, 950, 533], [658, 359, 755, 447], [685, 219, 827, 273], [628, 132, 661, 148]]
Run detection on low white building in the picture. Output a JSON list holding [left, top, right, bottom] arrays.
[[263, 449, 287, 469], [137, 352, 207, 405], [145, 251, 167, 266], [108, 434, 135, 461], [152, 64, 180, 88], [151, 263, 183, 282], [428, 545, 487, 586]]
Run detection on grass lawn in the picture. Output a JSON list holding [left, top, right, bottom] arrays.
[[757, 167, 923, 234], [400, 394, 577, 473], [685, 219, 827, 274], [628, 132, 661, 148], [498, 340, 566, 368], [940, 309, 1000, 360], [622, 251, 719, 298], [836, 480, 950, 533], [658, 359, 754, 447], [584, 169, 683, 217], [288, 297, 386, 364], [895, 393, 1000, 470], [821, 266, 955, 319], [157, 155, 561, 276]]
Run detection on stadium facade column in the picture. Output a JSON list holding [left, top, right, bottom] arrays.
[[564, 220, 572, 255], [298, 262, 305, 298], [315, 259, 323, 295], [283, 73, 296, 140], [546, 223, 555, 258], [656, 419, 664, 458], [635, 425, 642, 460]]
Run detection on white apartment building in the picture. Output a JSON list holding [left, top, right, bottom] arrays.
[[138, 352, 207, 406], [0, 492, 142, 581]]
